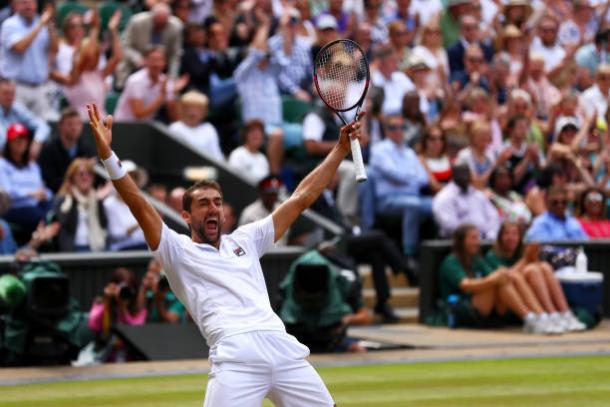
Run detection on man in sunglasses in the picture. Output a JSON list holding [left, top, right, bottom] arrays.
[[525, 186, 588, 241]]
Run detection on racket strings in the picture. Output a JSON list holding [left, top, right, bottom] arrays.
[[315, 42, 367, 111]]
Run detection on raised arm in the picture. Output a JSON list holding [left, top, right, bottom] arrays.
[[272, 114, 364, 242], [86, 103, 163, 249]]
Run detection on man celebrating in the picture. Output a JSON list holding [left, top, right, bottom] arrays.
[[87, 103, 363, 405]]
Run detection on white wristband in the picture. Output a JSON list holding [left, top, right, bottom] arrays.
[[102, 151, 127, 180]]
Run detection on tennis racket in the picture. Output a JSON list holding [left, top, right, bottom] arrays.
[[313, 39, 369, 183]]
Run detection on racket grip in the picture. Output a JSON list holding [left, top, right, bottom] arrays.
[[350, 137, 367, 183]]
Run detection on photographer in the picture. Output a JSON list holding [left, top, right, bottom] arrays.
[[139, 259, 186, 323], [87, 267, 146, 362]]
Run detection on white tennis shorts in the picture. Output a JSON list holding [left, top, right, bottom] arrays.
[[204, 330, 335, 406]]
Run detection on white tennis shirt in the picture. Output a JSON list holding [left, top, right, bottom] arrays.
[[152, 215, 286, 347]]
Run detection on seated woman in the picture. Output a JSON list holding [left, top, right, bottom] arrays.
[[0, 124, 53, 243], [486, 221, 586, 332], [88, 267, 147, 362], [53, 158, 108, 252], [577, 187, 610, 238], [417, 125, 451, 195], [439, 223, 558, 334], [455, 121, 498, 189]]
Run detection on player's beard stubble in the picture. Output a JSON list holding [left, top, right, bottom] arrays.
[[192, 216, 222, 246]]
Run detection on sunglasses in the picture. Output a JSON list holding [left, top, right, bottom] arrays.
[[428, 136, 443, 141]]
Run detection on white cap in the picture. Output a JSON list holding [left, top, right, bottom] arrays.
[[555, 116, 580, 134], [317, 14, 338, 31]]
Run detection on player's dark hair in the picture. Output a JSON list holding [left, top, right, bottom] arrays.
[[183, 180, 223, 212]]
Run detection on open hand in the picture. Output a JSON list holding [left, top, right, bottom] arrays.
[[108, 10, 122, 31], [86, 104, 113, 159]]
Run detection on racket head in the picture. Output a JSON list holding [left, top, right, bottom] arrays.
[[313, 39, 370, 114]]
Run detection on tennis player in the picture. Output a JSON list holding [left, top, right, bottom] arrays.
[[86, 103, 364, 406]]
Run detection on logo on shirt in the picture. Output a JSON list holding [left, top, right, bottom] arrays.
[[233, 245, 246, 257]]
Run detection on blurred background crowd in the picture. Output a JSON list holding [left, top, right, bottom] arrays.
[[1, 0, 609, 357]]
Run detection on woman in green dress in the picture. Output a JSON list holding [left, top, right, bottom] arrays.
[[486, 221, 586, 332], [439, 224, 555, 333]]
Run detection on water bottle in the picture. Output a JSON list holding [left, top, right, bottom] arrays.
[[575, 246, 587, 274], [447, 294, 459, 329]]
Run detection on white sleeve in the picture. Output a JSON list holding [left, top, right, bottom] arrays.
[[234, 215, 275, 258], [151, 223, 184, 281], [302, 112, 325, 142]]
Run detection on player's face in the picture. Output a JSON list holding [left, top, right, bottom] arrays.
[[184, 187, 225, 246]]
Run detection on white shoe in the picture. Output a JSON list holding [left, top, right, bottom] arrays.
[[523, 313, 538, 334], [535, 314, 563, 335], [550, 312, 567, 333], [562, 311, 587, 332]]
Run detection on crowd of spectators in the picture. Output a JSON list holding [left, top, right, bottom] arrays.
[[2, 0, 610, 331]]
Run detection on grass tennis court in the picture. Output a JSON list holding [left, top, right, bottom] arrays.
[[2, 355, 610, 406]]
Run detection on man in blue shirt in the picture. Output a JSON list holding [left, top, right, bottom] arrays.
[[0, 0, 57, 119], [526, 186, 588, 241], [0, 78, 50, 160], [369, 114, 431, 260]]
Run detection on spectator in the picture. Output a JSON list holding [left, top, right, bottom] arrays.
[[52, 158, 108, 252], [0, 190, 18, 255], [529, 15, 566, 73], [447, 14, 493, 76], [239, 175, 288, 245], [577, 187, 610, 238], [385, 0, 418, 48], [486, 221, 585, 332], [268, 8, 313, 101], [525, 54, 561, 121], [140, 259, 187, 323], [371, 44, 415, 117], [49, 11, 88, 107], [38, 108, 95, 193], [579, 63, 610, 121], [113, 46, 189, 122], [168, 91, 224, 161], [409, 18, 449, 98], [180, 23, 213, 96], [0, 123, 52, 242], [488, 163, 532, 225], [168, 186, 185, 213], [525, 185, 589, 241], [558, 0, 597, 48], [311, 14, 341, 60], [233, 10, 286, 175], [352, 21, 374, 60], [417, 125, 452, 194], [455, 121, 497, 189], [461, 87, 503, 154], [401, 90, 427, 146], [0, 0, 58, 119], [221, 201, 237, 234], [438, 223, 555, 334], [498, 25, 525, 86], [387, 21, 412, 71], [88, 267, 147, 362], [575, 28, 610, 83], [103, 161, 148, 251], [449, 43, 489, 93], [0, 78, 50, 160], [501, 0, 532, 32], [61, 11, 123, 121], [361, 0, 388, 45], [432, 163, 500, 239], [292, 0, 317, 46], [301, 95, 360, 222], [115, 3, 184, 89], [440, 0, 474, 48], [409, 0, 443, 26], [370, 114, 432, 258], [228, 120, 270, 183], [315, 0, 353, 35], [503, 114, 543, 194]]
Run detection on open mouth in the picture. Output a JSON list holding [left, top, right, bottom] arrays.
[[205, 218, 218, 234]]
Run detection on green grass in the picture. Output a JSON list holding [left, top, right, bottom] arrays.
[[2, 356, 610, 406]]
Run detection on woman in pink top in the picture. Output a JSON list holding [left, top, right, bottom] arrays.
[[577, 188, 610, 238], [62, 11, 123, 121], [88, 267, 147, 362]]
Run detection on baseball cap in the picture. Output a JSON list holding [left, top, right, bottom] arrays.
[[317, 15, 338, 31], [555, 116, 579, 134], [6, 123, 29, 142], [258, 176, 283, 193]]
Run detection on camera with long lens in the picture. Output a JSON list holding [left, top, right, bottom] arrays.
[[117, 283, 135, 300]]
